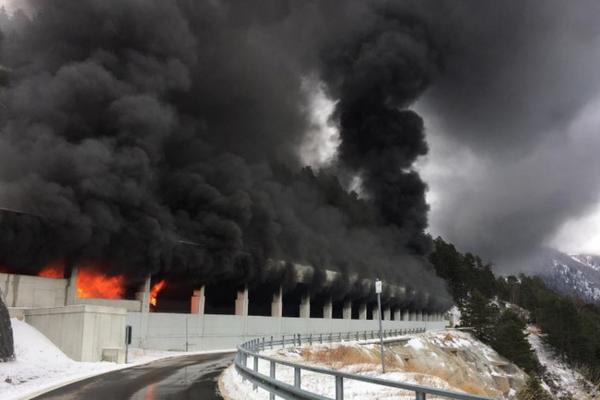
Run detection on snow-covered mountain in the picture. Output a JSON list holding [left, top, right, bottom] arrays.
[[532, 250, 600, 303]]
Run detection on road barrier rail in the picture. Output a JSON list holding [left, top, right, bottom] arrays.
[[234, 328, 493, 400]]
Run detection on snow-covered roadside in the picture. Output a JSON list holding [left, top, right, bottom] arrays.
[[0, 318, 233, 400], [219, 359, 453, 400], [527, 325, 599, 400], [220, 330, 525, 400]]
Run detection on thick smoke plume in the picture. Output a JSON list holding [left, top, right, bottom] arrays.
[[0, 0, 451, 310]]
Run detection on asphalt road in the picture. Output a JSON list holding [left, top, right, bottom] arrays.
[[33, 352, 235, 400]]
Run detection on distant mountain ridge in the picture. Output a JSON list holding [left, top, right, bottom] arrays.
[[533, 250, 600, 303]]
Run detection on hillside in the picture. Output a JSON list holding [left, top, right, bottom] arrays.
[[221, 330, 528, 399], [532, 249, 600, 303], [430, 237, 600, 398]]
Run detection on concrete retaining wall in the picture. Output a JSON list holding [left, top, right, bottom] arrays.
[[0, 273, 66, 308], [127, 312, 446, 351], [24, 305, 126, 362]]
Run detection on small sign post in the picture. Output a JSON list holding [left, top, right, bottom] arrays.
[[125, 325, 132, 364], [375, 279, 385, 373]]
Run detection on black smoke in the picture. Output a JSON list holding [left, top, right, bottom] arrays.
[[0, 0, 451, 311]]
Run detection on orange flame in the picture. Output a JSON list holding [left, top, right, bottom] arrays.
[[150, 280, 166, 307], [77, 268, 125, 299], [38, 261, 65, 279]]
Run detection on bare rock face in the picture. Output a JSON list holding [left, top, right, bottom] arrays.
[[0, 289, 14, 362]]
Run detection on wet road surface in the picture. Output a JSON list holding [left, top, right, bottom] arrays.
[[34, 352, 235, 400]]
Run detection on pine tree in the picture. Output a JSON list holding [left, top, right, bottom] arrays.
[[491, 310, 540, 374], [460, 289, 498, 343]]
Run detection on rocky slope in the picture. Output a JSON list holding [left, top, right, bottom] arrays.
[[220, 330, 527, 399]]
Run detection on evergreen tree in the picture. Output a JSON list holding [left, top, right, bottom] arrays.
[[460, 289, 498, 343], [491, 310, 540, 374]]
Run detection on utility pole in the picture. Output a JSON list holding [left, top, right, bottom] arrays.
[[376, 278, 385, 373]]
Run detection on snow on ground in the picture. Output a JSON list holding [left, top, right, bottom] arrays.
[[220, 330, 527, 400], [220, 359, 454, 400], [0, 319, 119, 400], [0, 318, 230, 400], [527, 325, 599, 400]]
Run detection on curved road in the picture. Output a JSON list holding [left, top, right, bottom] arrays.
[[34, 352, 235, 400]]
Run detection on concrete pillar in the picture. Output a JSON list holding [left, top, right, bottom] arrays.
[[235, 285, 249, 316], [135, 275, 151, 313], [65, 266, 78, 305], [393, 308, 401, 321], [418, 311, 423, 321], [271, 286, 283, 317], [410, 311, 417, 321], [402, 309, 410, 321], [358, 303, 367, 320], [299, 292, 310, 318], [383, 306, 391, 321], [323, 297, 333, 319], [343, 300, 352, 319], [190, 286, 205, 315]]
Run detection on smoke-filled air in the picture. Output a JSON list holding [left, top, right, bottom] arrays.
[[0, 0, 455, 311]]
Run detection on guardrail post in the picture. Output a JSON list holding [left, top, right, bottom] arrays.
[[320, 333, 323, 343], [309, 333, 312, 345], [335, 376, 344, 400], [339, 332, 342, 342], [269, 361, 276, 400], [294, 366, 301, 388], [416, 391, 426, 399], [253, 356, 259, 390], [298, 334, 302, 346], [282, 335, 285, 349], [262, 337, 264, 349], [270, 335, 273, 349]]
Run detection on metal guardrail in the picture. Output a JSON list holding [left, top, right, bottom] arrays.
[[234, 329, 494, 400]]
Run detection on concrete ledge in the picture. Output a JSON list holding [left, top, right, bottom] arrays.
[[73, 298, 142, 312], [8, 307, 26, 319], [24, 304, 127, 316]]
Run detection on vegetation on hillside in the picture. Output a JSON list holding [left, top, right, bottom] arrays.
[[430, 237, 600, 384]]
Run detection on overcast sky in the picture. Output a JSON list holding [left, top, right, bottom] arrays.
[[411, 1, 600, 272]]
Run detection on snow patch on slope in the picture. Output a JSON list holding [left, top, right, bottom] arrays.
[[221, 330, 527, 400], [527, 325, 599, 400], [0, 319, 117, 400]]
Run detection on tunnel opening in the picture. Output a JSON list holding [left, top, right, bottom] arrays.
[[332, 301, 343, 319], [310, 294, 325, 318], [248, 282, 279, 316], [282, 284, 305, 317], [204, 281, 238, 315]]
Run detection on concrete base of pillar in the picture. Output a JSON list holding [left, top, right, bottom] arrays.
[[323, 297, 332, 319], [271, 286, 283, 317], [343, 300, 352, 319], [191, 287, 205, 315], [358, 303, 367, 320], [299, 293, 310, 318], [235, 286, 249, 316], [135, 275, 151, 313], [383, 306, 391, 321]]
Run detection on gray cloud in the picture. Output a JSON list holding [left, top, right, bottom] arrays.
[[419, 0, 600, 272]]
